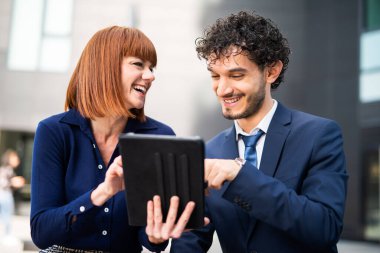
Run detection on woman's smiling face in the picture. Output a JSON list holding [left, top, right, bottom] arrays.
[[121, 56, 155, 110]]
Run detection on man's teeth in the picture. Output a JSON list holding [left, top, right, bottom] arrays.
[[224, 97, 240, 103], [133, 85, 147, 94]]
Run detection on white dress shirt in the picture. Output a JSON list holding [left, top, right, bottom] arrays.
[[234, 100, 278, 169]]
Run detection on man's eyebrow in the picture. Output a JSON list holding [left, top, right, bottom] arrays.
[[228, 67, 247, 73], [206, 67, 247, 73]]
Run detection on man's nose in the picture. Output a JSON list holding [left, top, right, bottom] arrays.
[[215, 78, 233, 97]]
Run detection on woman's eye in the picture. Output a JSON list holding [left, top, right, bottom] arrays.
[[133, 62, 143, 67]]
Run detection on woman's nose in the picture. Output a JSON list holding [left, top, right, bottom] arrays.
[[142, 68, 155, 82]]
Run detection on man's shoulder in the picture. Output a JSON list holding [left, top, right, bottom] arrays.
[[278, 103, 338, 127], [291, 109, 338, 127], [207, 127, 233, 146], [281, 105, 342, 136]]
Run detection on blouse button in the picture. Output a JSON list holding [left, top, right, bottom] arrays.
[[79, 206, 85, 212], [98, 164, 103, 170], [102, 230, 108, 236], [104, 207, 109, 213]]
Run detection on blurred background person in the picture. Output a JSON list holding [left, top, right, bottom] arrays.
[[0, 149, 25, 236]]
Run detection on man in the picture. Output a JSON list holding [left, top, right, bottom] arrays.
[[171, 11, 348, 253]]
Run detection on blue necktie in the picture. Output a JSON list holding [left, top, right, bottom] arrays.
[[241, 130, 265, 167]]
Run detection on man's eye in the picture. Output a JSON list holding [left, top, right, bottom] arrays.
[[211, 75, 219, 79], [231, 75, 243, 79]]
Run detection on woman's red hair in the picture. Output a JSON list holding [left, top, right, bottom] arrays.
[[65, 26, 157, 121]]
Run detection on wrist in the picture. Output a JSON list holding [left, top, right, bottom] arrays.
[[91, 183, 112, 206], [148, 236, 166, 245], [234, 157, 246, 168]]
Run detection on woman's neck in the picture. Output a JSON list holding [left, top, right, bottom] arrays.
[[91, 116, 127, 141], [91, 116, 128, 166]]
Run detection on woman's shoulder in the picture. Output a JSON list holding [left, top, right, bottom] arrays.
[[36, 110, 84, 136], [39, 110, 85, 127], [39, 111, 69, 125]]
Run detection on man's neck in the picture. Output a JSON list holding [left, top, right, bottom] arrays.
[[237, 98, 274, 133]]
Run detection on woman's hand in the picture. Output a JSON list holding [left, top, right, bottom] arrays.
[[146, 195, 194, 244], [146, 195, 209, 244], [91, 155, 125, 206], [103, 155, 125, 194]]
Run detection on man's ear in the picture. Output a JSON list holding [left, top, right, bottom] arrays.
[[265, 60, 283, 85]]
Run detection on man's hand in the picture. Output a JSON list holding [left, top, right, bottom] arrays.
[[205, 158, 241, 189]]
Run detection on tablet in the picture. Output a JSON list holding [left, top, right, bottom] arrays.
[[119, 133, 205, 229]]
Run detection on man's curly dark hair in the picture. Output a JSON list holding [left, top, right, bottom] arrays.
[[196, 11, 290, 89]]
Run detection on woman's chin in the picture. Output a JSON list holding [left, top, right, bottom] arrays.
[[128, 99, 145, 110], [135, 104, 144, 110]]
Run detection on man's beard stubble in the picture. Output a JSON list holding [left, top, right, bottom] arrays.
[[222, 82, 266, 120]]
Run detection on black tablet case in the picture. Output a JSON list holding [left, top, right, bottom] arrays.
[[119, 133, 205, 229]]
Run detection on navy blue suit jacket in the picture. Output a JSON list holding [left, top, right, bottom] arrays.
[[171, 103, 348, 253]]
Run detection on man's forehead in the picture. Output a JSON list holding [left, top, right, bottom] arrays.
[[207, 53, 245, 70]]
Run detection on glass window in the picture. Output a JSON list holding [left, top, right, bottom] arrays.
[[360, 0, 380, 103], [360, 30, 380, 103], [7, 0, 73, 72]]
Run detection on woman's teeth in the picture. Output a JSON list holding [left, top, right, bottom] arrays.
[[133, 85, 147, 94]]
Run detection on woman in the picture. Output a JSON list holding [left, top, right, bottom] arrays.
[[31, 26, 193, 253]]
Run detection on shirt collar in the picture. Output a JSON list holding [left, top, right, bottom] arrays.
[[234, 99, 278, 140], [60, 109, 158, 134], [60, 109, 90, 132]]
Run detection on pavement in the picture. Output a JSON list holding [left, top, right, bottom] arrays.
[[1, 201, 379, 253]]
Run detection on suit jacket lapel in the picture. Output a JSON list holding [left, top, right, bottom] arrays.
[[247, 102, 292, 238], [260, 102, 292, 177], [219, 127, 239, 195], [218, 104, 292, 198]]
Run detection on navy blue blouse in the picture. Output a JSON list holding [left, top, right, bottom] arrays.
[[31, 109, 174, 252]]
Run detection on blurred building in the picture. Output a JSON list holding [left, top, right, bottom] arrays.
[[0, 0, 379, 244]]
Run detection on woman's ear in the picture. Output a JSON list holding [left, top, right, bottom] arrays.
[[265, 60, 283, 85]]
